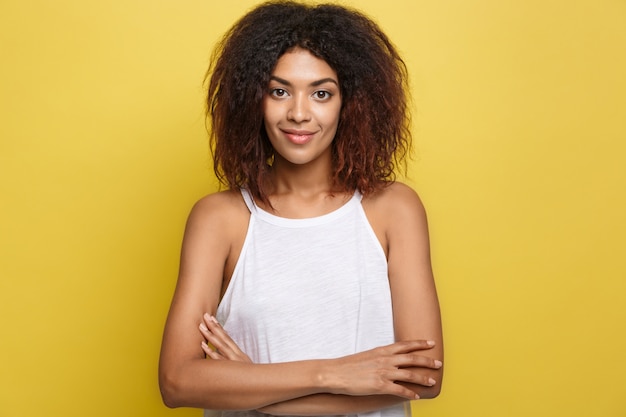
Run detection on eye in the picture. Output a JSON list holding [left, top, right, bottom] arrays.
[[313, 90, 332, 101], [270, 88, 288, 98]]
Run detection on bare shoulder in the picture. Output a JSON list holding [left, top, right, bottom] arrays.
[[192, 188, 247, 212], [363, 181, 427, 224], [362, 182, 428, 255], [188, 189, 249, 228], [179, 189, 249, 290], [182, 189, 250, 258]]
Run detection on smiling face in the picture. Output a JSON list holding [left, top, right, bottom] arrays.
[[262, 47, 342, 168]]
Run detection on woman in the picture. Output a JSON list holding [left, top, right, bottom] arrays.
[[159, 2, 443, 416]]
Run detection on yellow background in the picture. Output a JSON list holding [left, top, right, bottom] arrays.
[[1, 0, 625, 416]]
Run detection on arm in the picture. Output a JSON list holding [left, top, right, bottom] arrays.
[[159, 191, 439, 411], [201, 315, 440, 414], [207, 184, 444, 414], [384, 182, 444, 399], [159, 193, 327, 409], [260, 183, 444, 414]]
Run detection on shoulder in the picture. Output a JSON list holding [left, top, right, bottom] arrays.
[[361, 182, 429, 254], [362, 181, 427, 224], [190, 189, 247, 216], [185, 189, 249, 235]]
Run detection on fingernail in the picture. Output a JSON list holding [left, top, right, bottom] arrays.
[[415, 394, 420, 400], [427, 340, 435, 347], [428, 378, 436, 386], [199, 322, 208, 332], [435, 360, 443, 368]]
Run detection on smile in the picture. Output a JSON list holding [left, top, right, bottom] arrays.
[[281, 129, 317, 145]]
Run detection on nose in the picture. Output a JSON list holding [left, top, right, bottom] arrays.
[[287, 94, 311, 123]]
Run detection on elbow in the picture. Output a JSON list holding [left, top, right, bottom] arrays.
[[160, 391, 179, 409], [424, 384, 442, 399], [420, 377, 443, 400], [159, 369, 186, 408], [424, 365, 444, 399]]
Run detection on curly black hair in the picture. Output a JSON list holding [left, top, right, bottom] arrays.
[[206, 1, 411, 204]]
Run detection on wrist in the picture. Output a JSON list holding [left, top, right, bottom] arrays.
[[313, 358, 340, 394]]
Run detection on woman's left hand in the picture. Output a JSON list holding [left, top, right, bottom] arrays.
[[199, 313, 252, 363]]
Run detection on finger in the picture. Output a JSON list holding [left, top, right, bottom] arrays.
[[203, 315, 238, 353], [202, 314, 252, 362], [201, 341, 223, 360], [393, 353, 443, 370], [382, 380, 421, 400], [199, 321, 228, 355], [199, 317, 233, 355], [389, 368, 438, 388], [202, 324, 234, 356], [203, 314, 233, 344], [384, 340, 436, 354], [199, 320, 212, 340]]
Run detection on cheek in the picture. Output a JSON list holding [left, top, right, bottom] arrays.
[[313, 102, 341, 126], [326, 104, 342, 129]]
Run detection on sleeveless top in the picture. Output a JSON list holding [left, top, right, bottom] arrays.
[[207, 189, 409, 417]]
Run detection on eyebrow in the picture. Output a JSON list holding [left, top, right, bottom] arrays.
[[269, 75, 339, 87]]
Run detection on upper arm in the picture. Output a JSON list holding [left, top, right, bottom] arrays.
[[159, 192, 244, 385], [385, 184, 441, 344], [366, 183, 444, 396]]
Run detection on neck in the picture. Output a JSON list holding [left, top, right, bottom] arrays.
[[269, 154, 335, 198], [259, 150, 354, 218]]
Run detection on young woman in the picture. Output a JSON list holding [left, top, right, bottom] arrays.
[[159, 2, 443, 416]]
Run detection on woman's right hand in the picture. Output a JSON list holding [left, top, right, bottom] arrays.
[[199, 313, 253, 363], [324, 340, 442, 400]]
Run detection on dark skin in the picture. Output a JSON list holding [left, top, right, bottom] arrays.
[[159, 49, 443, 413]]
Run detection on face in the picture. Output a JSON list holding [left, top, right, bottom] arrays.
[[262, 48, 342, 167]]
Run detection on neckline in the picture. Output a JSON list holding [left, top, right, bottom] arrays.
[[243, 190, 362, 228]]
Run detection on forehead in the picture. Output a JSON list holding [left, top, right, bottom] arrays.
[[271, 47, 338, 82]]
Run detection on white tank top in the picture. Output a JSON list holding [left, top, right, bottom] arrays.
[[210, 189, 409, 417]]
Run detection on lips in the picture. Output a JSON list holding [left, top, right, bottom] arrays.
[[281, 128, 317, 145]]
